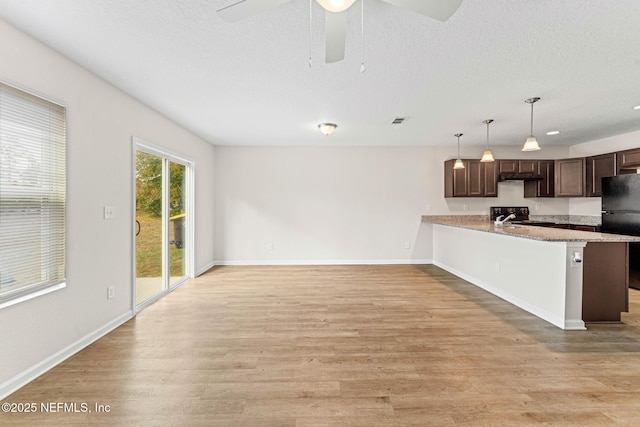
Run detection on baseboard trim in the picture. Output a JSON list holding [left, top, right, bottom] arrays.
[[213, 259, 433, 266], [196, 260, 216, 276], [0, 310, 133, 400]]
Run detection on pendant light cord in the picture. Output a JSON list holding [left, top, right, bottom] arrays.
[[530, 101, 534, 136], [486, 122, 490, 149]]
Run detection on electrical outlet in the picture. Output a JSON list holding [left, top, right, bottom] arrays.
[[425, 204, 431, 212], [405, 242, 411, 250], [267, 242, 274, 251], [107, 286, 114, 300], [104, 205, 115, 219]]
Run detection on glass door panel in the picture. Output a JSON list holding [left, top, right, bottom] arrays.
[[169, 161, 187, 287], [135, 150, 166, 305]]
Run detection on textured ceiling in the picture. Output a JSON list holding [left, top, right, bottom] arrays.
[[1, 0, 639, 148]]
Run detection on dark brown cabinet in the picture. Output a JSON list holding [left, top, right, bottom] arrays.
[[585, 153, 616, 197], [524, 160, 554, 198], [617, 147, 640, 174], [444, 159, 497, 198], [582, 242, 629, 322], [498, 159, 536, 175], [483, 161, 498, 197], [555, 158, 585, 197]]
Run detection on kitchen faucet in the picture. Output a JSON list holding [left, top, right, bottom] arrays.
[[494, 213, 516, 227]]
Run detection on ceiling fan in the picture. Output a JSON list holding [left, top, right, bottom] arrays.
[[217, 0, 463, 64]]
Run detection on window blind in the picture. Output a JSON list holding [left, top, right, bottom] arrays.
[[0, 83, 66, 304]]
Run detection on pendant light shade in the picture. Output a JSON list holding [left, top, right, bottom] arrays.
[[453, 133, 465, 169], [480, 119, 495, 162], [522, 97, 541, 151]]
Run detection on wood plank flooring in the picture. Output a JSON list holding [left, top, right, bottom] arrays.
[[5, 264, 640, 426]]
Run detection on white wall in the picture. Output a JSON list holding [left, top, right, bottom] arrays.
[[214, 146, 434, 264], [0, 18, 216, 396], [214, 144, 571, 265]]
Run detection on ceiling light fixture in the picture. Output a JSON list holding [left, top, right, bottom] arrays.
[[634, 105, 640, 110], [318, 123, 337, 135], [480, 119, 495, 162], [315, 0, 357, 13], [546, 130, 560, 136], [453, 133, 465, 170], [522, 97, 541, 152]]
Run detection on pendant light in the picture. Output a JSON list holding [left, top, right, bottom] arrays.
[[522, 97, 541, 151], [480, 119, 495, 162], [453, 133, 465, 169]]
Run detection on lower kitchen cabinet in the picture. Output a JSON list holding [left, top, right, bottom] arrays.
[[582, 242, 629, 322]]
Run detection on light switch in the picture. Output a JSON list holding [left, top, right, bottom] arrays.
[[104, 205, 115, 219]]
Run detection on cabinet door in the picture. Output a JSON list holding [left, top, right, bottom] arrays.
[[483, 161, 498, 197], [466, 160, 484, 197], [538, 160, 555, 197], [518, 160, 536, 173], [498, 160, 517, 174], [524, 160, 554, 198], [616, 148, 640, 174], [444, 159, 468, 197], [555, 158, 585, 197], [586, 153, 616, 197]]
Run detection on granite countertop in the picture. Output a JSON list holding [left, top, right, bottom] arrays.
[[421, 215, 640, 243]]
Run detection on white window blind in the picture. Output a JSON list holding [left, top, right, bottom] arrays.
[[0, 82, 66, 305]]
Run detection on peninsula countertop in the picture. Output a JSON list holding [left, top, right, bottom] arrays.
[[422, 215, 640, 243]]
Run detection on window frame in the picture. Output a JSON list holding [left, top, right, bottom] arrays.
[[0, 81, 67, 309]]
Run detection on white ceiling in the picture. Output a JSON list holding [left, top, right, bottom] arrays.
[[1, 0, 640, 148]]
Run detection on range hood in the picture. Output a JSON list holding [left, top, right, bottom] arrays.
[[498, 172, 543, 181]]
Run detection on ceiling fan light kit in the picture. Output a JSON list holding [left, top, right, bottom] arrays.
[[217, 0, 464, 65], [315, 0, 358, 13]]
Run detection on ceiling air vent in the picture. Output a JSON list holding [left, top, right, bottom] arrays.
[[391, 117, 408, 125]]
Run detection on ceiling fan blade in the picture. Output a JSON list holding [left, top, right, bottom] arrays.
[[379, 0, 463, 22], [217, 0, 292, 23], [324, 10, 348, 63]]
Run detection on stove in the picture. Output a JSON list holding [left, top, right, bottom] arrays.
[[489, 206, 557, 227]]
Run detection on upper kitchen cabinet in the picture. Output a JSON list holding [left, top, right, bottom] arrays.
[[617, 147, 640, 174], [555, 158, 585, 197], [524, 160, 555, 198], [444, 159, 497, 197], [585, 152, 616, 197], [483, 161, 498, 197], [498, 159, 536, 175]]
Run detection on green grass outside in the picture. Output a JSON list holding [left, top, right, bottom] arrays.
[[136, 213, 185, 278]]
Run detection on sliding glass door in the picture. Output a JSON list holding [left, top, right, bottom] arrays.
[[134, 141, 191, 309]]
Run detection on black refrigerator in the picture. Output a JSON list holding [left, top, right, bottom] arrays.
[[602, 174, 640, 289]]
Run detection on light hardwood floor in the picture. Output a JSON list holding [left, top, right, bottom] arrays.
[[5, 264, 640, 426]]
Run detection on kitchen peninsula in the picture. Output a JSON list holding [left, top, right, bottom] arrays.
[[422, 215, 640, 330]]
